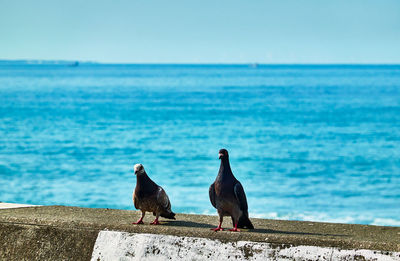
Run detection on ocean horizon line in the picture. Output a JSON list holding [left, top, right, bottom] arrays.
[[1, 59, 400, 67]]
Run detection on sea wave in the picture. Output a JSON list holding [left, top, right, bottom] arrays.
[[371, 218, 400, 227], [200, 211, 400, 227]]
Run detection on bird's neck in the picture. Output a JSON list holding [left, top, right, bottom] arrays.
[[218, 158, 234, 179], [136, 172, 157, 191]]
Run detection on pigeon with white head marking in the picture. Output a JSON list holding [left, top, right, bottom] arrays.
[[132, 163, 175, 225]]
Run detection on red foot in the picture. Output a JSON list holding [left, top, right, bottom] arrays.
[[228, 227, 241, 232], [150, 219, 160, 225], [132, 219, 144, 225], [211, 227, 224, 231]]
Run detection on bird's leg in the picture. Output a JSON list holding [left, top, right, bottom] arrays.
[[211, 215, 224, 231], [132, 211, 145, 224], [150, 213, 160, 225], [228, 222, 240, 232]]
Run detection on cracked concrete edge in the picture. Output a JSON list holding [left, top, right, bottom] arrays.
[[2, 223, 399, 261], [91, 230, 400, 261]]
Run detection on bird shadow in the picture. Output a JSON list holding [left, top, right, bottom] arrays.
[[251, 228, 348, 237], [162, 220, 214, 229], [160, 221, 347, 237]]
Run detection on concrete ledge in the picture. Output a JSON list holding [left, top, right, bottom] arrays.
[[1, 205, 399, 260]]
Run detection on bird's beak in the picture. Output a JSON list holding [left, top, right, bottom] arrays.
[[218, 153, 223, 159], [134, 171, 137, 175]]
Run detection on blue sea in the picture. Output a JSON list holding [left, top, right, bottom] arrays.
[[0, 62, 399, 226]]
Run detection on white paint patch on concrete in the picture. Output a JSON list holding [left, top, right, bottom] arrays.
[[91, 231, 400, 261], [0, 203, 38, 209]]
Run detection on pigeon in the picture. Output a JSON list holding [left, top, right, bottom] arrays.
[[132, 163, 175, 225], [209, 149, 254, 232]]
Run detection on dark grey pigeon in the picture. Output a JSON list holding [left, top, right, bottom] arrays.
[[209, 149, 254, 232], [132, 163, 175, 225]]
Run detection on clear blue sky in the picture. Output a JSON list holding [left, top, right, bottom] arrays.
[[1, 0, 399, 64]]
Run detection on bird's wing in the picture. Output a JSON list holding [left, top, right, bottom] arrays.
[[209, 183, 217, 208], [133, 190, 140, 209], [156, 186, 171, 210], [234, 182, 248, 212]]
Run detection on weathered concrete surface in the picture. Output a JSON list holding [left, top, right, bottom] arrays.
[[91, 231, 400, 261], [0, 222, 98, 261], [0, 205, 399, 260]]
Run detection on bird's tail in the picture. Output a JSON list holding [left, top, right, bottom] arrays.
[[159, 211, 176, 220], [237, 214, 254, 229]]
